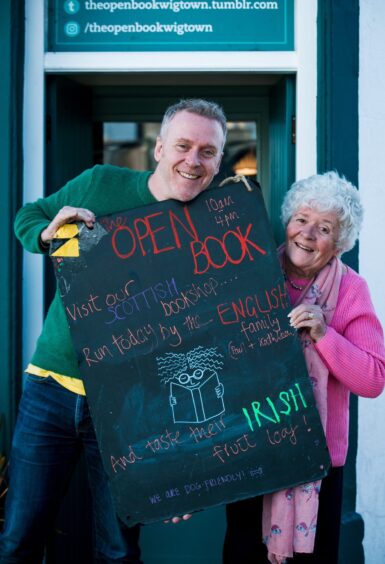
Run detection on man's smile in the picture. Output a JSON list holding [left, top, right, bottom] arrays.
[[177, 170, 201, 180]]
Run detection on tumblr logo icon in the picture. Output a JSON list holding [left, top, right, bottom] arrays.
[[64, 1, 80, 14]]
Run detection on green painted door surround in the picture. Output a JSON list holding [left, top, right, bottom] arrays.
[[268, 75, 295, 244], [0, 0, 24, 459], [317, 1, 362, 562]]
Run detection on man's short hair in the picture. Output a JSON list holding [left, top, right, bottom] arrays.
[[160, 99, 227, 143]]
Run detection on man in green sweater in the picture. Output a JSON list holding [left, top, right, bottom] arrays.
[[0, 99, 227, 563]]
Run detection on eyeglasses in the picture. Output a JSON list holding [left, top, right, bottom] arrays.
[[176, 369, 204, 385]]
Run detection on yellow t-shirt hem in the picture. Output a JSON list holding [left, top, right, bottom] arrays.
[[26, 364, 86, 396]]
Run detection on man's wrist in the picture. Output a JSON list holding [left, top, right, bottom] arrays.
[[39, 230, 50, 251]]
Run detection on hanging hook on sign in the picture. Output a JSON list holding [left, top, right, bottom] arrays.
[[219, 175, 254, 192]]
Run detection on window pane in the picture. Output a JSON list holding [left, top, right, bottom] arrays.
[[101, 121, 258, 184]]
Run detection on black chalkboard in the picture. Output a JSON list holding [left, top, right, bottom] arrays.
[[51, 180, 330, 526]]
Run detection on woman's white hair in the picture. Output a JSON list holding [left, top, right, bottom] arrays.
[[281, 171, 364, 255]]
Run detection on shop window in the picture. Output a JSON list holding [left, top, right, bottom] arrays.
[[101, 121, 257, 184]]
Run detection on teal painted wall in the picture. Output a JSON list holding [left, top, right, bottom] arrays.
[[317, 2, 363, 562], [0, 0, 24, 458]]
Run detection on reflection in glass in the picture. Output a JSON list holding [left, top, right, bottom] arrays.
[[101, 121, 258, 184]]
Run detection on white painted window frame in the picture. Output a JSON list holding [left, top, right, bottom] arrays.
[[23, 0, 317, 366]]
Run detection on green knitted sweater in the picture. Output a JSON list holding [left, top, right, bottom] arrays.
[[14, 164, 155, 378]]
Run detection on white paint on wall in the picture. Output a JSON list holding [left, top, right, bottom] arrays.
[[23, 0, 45, 369], [295, 0, 317, 179], [357, 0, 385, 561]]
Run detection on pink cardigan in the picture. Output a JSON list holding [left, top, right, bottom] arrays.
[[287, 266, 385, 467]]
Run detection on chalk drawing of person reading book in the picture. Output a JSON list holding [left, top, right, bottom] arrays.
[[156, 346, 225, 424]]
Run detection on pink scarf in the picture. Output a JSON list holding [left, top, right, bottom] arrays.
[[262, 247, 344, 563]]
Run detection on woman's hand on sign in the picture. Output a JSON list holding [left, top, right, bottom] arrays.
[[163, 514, 192, 524], [287, 304, 327, 343], [40, 206, 96, 244]]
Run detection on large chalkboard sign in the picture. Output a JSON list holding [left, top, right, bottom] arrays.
[[51, 180, 330, 526]]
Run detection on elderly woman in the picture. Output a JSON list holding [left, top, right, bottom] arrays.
[[223, 171, 385, 564]]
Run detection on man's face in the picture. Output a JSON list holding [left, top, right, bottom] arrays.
[[149, 110, 224, 202]]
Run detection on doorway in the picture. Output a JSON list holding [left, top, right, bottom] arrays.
[[44, 72, 296, 563], [46, 72, 295, 235]]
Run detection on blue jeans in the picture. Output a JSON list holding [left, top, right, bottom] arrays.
[[0, 374, 142, 563]]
